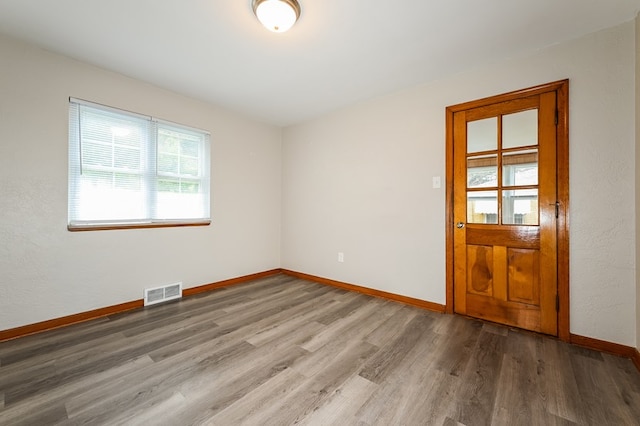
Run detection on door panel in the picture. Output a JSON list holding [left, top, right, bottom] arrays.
[[507, 248, 540, 305], [450, 90, 558, 335]]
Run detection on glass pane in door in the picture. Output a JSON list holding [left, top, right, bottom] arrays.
[[503, 149, 538, 186], [468, 155, 497, 188], [503, 109, 538, 149], [468, 191, 498, 224], [503, 189, 538, 225], [467, 117, 497, 153]]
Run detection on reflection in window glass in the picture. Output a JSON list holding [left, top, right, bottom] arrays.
[[503, 189, 538, 225], [503, 150, 538, 186], [468, 155, 497, 188], [467, 191, 498, 224], [467, 117, 497, 153]]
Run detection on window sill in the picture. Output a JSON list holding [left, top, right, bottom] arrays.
[[68, 220, 211, 232]]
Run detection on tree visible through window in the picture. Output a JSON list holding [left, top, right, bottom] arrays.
[[68, 98, 211, 230]]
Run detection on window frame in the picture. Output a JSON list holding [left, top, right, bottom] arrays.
[[68, 98, 211, 232]]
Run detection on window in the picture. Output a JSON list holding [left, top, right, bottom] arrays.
[[68, 98, 211, 230]]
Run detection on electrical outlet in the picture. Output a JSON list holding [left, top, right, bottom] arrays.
[[338, 252, 344, 263]]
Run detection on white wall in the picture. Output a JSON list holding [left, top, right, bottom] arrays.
[[282, 22, 637, 346], [0, 34, 282, 331], [2, 22, 637, 349], [636, 12, 640, 352]]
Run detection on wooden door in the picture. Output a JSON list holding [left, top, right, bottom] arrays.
[[447, 82, 568, 336]]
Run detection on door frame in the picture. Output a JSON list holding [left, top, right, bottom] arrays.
[[445, 80, 570, 341]]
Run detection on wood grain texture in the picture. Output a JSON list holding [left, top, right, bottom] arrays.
[[446, 79, 570, 341], [456, 90, 556, 336], [445, 105, 456, 315], [281, 269, 446, 313], [446, 80, 569, 113], [1, 273, 638, 425], [182, 268, 282, 296], [0, 300, 144, 343], [570, 334, 639, 359], [555, 80, 571, 342], [67, 220, 211, 232], [465, 226, 540, 249], [0, 269, 281, 343]]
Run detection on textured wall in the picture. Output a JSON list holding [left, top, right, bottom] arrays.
[[1, 22, 637, 347], [282, 22, 637, 346], [0, 34, 282, 331], [636, 12, 640, 351]]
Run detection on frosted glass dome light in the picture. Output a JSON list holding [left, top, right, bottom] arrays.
[[252, 0, 301, 33]]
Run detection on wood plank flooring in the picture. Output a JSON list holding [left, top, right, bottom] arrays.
[[1, 274, 639, 425]]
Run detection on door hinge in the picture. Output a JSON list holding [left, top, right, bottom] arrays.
[[554, 201, 559, 218], [556, 295, 560, 312], [555, 109, 559, 125]]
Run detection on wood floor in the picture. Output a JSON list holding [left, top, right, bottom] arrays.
[[1, 274, 639, 426]]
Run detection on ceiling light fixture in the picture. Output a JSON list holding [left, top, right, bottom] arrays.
[[252, 0, 301, 33]]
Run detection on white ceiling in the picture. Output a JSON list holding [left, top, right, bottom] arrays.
[[0, 0, 639, 126]]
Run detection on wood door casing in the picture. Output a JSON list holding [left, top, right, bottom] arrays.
[[445, 80, 569, 339]]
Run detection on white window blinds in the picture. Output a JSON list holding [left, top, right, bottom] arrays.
[[68, 99, 211, 230]]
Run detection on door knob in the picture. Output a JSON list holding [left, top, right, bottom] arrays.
[[456, 222, 465, 229]]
